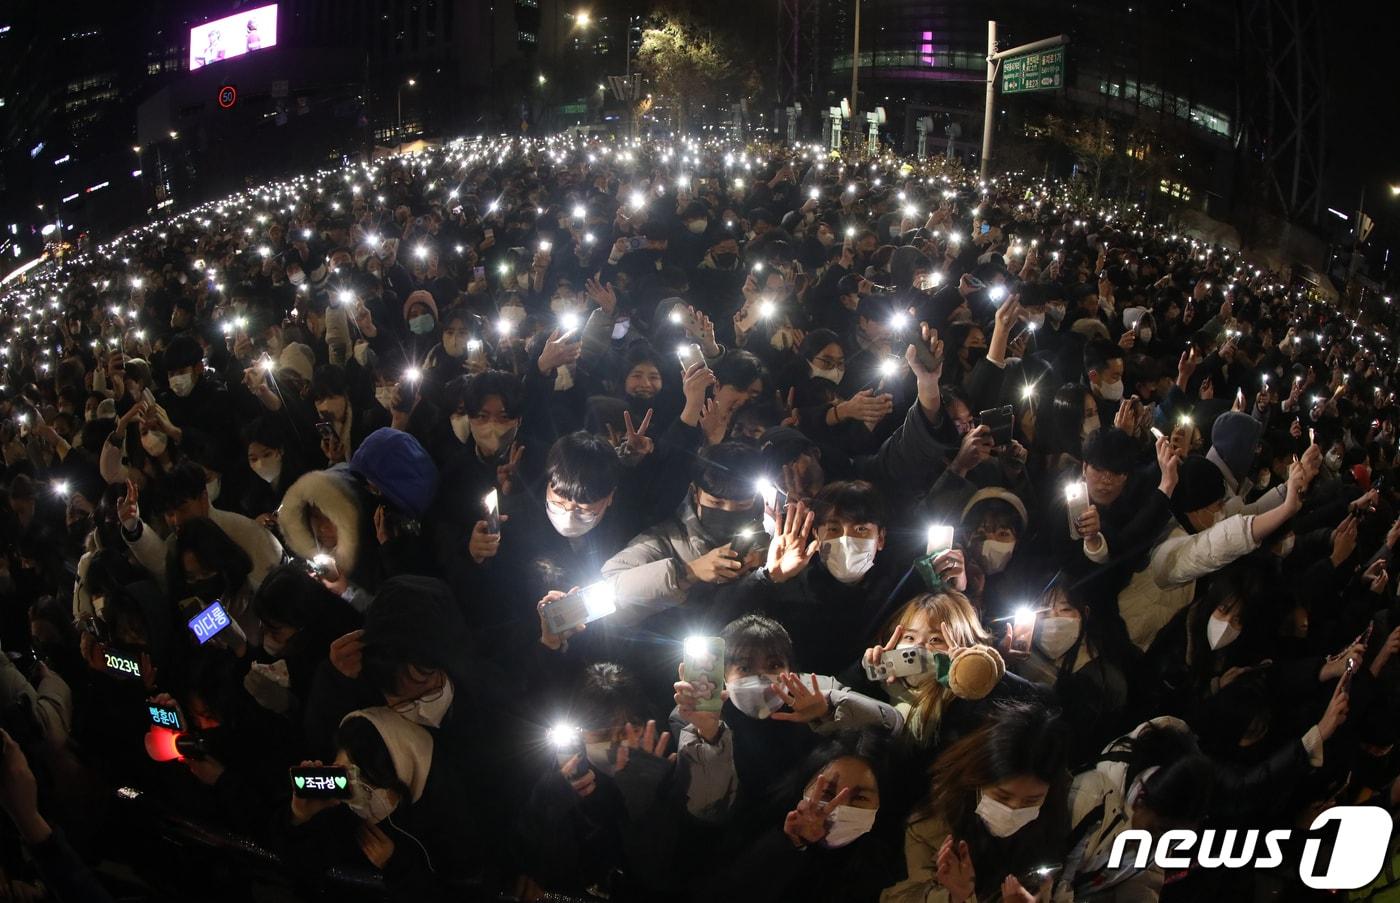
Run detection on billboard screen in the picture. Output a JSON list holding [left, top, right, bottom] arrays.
[[190, 4, 278, 71]]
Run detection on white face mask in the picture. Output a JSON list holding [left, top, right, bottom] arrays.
[[1035, 616, 1080, 660], [393, 677, 454, 728], [1324, 451, 1343, 470], [821, 804, 877, 848], [1047, 305, 1066, 325], [470, 422, 517, 456], [978, 538, 1016, 575], [975, 792, 1041, 838], [252, 454, 283, 485], [547, 499, 602, 538], [687, 219, 708, 235], [141, 430, 169, 457], [348, 779, 397, 824], [374, 385, 396, 410], [1206, 613, 1240, 650], [1137, 327, 1153, 342], [169, 372, 195, 397], [821, 535, 878, 584], [1097, 379, 1124, 401], [450, 414, 471, 444], [726, 675, 786, 720], [611, 318, 631, 340], [584, 740, 620, 776], [810, 363, 846, 384]]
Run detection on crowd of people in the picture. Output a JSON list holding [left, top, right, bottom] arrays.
[[0, 133, 1397, 902]]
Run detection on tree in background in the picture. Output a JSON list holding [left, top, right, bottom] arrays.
[[636, 15, 752, 133], [1043, 114, 1116, 202]]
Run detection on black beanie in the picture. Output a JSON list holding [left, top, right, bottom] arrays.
[[1170, 455, 1225, 519]]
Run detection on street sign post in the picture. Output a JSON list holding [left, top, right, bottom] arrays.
[[1002, 45, 1065, 94]]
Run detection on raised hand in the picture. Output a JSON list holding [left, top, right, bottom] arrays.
[[618, 409, 654, 464], [585, 277, 618, 316], [538, 329, 582, 375], [770, 672, 830, 723], [496, 442, 525, 495], [936, 836, 977, 903], [766, 500, 818, 583], [675, 662, 724, 740], [615, 719, 673, 771], [782, 771, 851, 848]]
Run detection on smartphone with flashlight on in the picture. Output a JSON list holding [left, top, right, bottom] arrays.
[[730, 525, 767, 558], [1065, 481, 1090, 539], [677, 343, 704, 370], [549, 725, 590, 779], [682, 636, 725, 713], [541, 582, 618, 636], [484, 489, 500, 535], [1009, 607, 1037, 655]]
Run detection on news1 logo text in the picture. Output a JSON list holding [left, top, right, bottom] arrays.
[[1108, 806, 1394, 889]]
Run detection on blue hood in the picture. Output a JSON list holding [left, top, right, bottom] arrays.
[[349, 428, 439, 518]]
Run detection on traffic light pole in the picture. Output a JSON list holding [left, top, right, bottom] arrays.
[[980, 25, 1070, 180]]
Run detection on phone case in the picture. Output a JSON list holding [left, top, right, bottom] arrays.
[[290, 764, 358, 799], [881, 646, 933, 679], [682, 637, 725, 713], [1066, 487, 1089, 539]]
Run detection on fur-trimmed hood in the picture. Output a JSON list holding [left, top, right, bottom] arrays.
[[278, 467, 365, 576]]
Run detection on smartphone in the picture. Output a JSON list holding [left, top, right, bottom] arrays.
[[147, 702, 183, 731], [980, 222, 991, 235], [188, 601, 235, 646], [473, 266, 485, 280], [682, 636, 725, 713], [979, 405, 1014, 447], [289, 764, 357, 799], [103, 647, 144, 680], [549, 725, 589, 779], [484, 488, 500, 535], [1065, 481, 1090, 539], [677, 342, 704, 369], [1150, 427, 1165, 440], [541, 583, 617, 635], [731, 526, 766, 558], [1010, 609, 1036, 655], [864, 645, 933, 682], [315, 420, 336, 442]]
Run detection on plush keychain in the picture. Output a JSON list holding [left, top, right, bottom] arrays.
[[945, 644, 1006, 701]]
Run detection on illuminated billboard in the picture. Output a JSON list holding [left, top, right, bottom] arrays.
[[190, 4, 278, 71]]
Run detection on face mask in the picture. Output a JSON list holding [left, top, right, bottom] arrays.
[[1324, 452, 1343, 470], [822, 804, 877, 848], [1274, 535, 1295, 557], [547, 499, 603, 538], [1027, 312, 1045, 329], [978, 538, 1015, 575], [550, 295, 577, 314], [726, 675, 786, 719], [1047, 305, 1066, 325], [976, 792, 1041, 838], [1137, 327, 1153, 342], [585, 740, 620, 777], [288, 269, 306, 286], [698, 503, 757, 538], [1036, 616, 1080, 660], [169, 373, 195, 397], [409, 314, 435, 335], [811, 363, 845, 384], [1097, 379, 1124, 401], [1206, 614, 1240, 650], [821, 535, 878, 584], [442, 334, 469, 358], [713, 252, 738, 269], [500, 305, 526, 326], [1082, 415, 1101, 440], [611, 318, 631, 340], [348, 780, 397, 824], [687, 219, 708, 235], [473, 422, 516, 456], [206, 477, 221, 503], [394, 677, 454, 728], [251, 454, 283, 484], [141, 430, 169, 457], [374, 386, 397, 410], [966, 346, 987, 364]]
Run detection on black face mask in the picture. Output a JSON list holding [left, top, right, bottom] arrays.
[[697, 502, 759, 538], [189, 577, 225, 604], [713, 253, 738, 269]]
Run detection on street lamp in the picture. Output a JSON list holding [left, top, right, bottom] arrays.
[[397, 78, 417, 142]]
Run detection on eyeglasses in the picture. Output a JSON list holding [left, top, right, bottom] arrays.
[[812, 355, 845, 370]]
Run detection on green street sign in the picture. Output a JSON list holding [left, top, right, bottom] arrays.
[[1002, 45, 1065, 94]]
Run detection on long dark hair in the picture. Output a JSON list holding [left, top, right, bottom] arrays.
[[916, 701, 1071, 900], [1039, 383, 1093, 459]]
